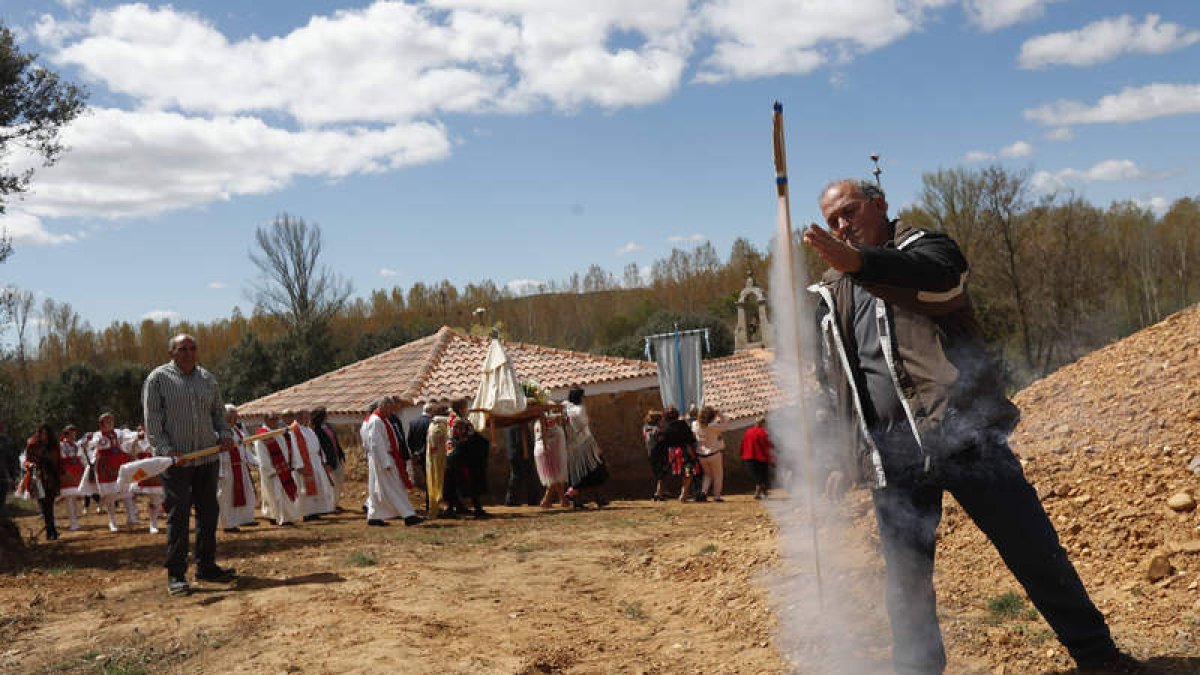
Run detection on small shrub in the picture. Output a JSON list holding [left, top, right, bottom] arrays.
[[622, 601, 648, 621], [986, 591, 1026, 620], [347, 550, 377, 567], [697, 543, 718, 556]]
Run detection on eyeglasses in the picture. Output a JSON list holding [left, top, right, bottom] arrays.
[[174, 345, 197, 352], [826, 200, 866, 227]]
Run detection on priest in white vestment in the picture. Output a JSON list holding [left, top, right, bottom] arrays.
[[254, 412, 302, 526], [360, 396, 423, 527], [293, 410, 336, 517], [218, 405, 259, 530]]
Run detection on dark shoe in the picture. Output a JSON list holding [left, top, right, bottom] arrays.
[[367, 519, 388, 527], [1075, 650, 1148, 674], [436, 508, 458, 519], [696, 492, 708, 502], [472, 509, 493, 519], [196, 564, 236, 582], [167, 576, 191, 596], [595, 497, 609, 508], [404, 515, 425, 526], [241, 520, 260, 527], [302, 514, 320, 522], [223, 527, 241, 533]]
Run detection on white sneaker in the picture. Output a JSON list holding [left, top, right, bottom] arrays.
[[149, 525, 160, 534], [108, 522, 119, 532]]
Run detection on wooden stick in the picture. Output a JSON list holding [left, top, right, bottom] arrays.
[[175, 427, 288, 466], [773, 100, 825, 607]]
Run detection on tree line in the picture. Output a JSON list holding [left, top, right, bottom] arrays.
[[3, 165, 1199, 439]]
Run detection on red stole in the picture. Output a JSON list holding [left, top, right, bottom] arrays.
[[257, 425, 298, 501], [372, 411, 412, 489], [227, 428, 247, 506], [95, 430, 128, 484], [289, 422, 319, 496]]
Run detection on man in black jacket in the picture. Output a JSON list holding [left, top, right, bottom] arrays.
[[406, 403, 433, 491], [804, 179, 1131, 674]]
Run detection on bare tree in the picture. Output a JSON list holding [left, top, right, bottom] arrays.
[[248, 213, 351, 328], [1, 287, 35, 379]]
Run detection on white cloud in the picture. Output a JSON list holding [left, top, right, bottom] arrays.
[[50, 2, 696, 122], [1044, 127, 1074, 142], [616, 241, 643, 255], [1135, 196, 1171, 215], [141, 309, 180, 322], [0, 210, 79, 246], [379, 268, 400, 278], [506, 278, 544, 296], [696, 0, 946, 83], [1019, 14, 1200, 69], [207, 281, 227, 289], [1030, 159, 1173, 193], [668, 233, 705, 243], [1025, 83, 1200, 126], [964, 0, 1065, 32], [963, 150, 994, 163], [6, 108, 450, 221], [999, 140, 1033, 158]]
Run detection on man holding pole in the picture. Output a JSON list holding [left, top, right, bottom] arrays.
[[143, 333, 237, 597], [803, 179, 1131, 674]]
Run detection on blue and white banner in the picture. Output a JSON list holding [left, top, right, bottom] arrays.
[[647, 331, 704, 412]]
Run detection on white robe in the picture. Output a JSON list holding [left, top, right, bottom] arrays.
[[218, 426, 259, 527], [291, 424, 335, 516], [360, 414, 416, 521], [255, 429, 302, 525], [84, 428, 139, 496]]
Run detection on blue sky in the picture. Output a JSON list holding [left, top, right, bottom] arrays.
[[1, 0, 1198, 335]]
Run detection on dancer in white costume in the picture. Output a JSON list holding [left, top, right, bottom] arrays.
[[57, 426, 87, 531], [85, 413, 140, 531], [217, 405, 259, 531], [129, 426, 165, 533]]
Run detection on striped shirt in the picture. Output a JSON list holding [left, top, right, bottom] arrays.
[[142, 361, 231, 467]]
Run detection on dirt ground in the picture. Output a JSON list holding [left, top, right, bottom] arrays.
[[4, 480, 1200, 675]]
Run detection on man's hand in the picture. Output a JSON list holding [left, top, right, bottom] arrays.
[[803, 224, 863, 273]]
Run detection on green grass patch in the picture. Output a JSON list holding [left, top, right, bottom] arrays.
[[471, 529, 502, 545], [621, 601, 648, 622], [346, 550, 378, 567], [986, 591, 1029, 621], [47, 564, 74, 577], [512, 542, 539, 554], [697, 543, 718, 556]]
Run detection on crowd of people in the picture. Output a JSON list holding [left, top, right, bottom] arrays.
[[641, 404, 774, 503], [4, 395, 779, 542]]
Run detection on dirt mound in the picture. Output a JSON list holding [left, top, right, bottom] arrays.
[[924, 304, 1200, 672]]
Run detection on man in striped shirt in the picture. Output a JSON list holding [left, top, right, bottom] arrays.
[[143, 333, 236, 597]]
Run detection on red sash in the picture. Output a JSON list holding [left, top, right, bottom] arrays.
[[257, 425, 298, 501], [227, 428, 247, 507], [95, 431, 128, 484], [371, 411, 412, 489], [290, 422, 319, 496]]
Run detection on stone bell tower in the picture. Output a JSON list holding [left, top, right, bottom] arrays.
[[734, 273, 771, 351]]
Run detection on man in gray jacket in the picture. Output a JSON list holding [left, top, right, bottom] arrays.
[[804, 179, 1131, 674]]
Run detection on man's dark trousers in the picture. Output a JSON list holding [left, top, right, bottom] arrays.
[[872, 434, 1114, 674], [505, 445, 540, 506], [162, 462, 220, 577]]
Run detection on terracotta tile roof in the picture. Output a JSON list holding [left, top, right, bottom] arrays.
[[237, 326, 658, 417], [701, 348, 777, 422]]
